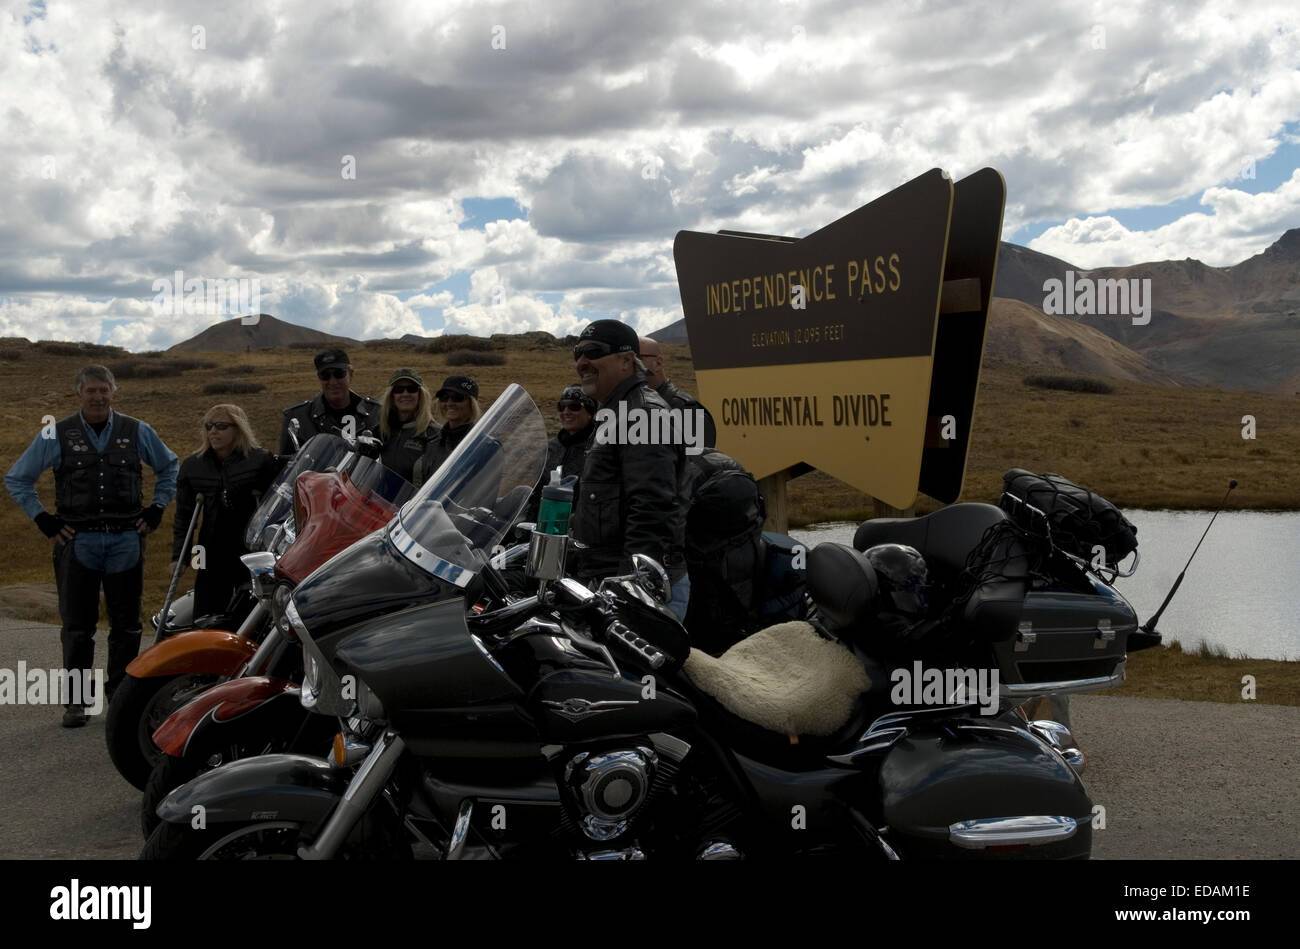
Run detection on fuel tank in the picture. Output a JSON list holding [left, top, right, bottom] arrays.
[[501, 626, 698, 743]]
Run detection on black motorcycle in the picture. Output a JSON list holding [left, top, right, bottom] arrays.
[[143, 384, 1137, 860]]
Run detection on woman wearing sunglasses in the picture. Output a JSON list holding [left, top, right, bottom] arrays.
[[412, 375, 483, 487], [170, 405, 282, 618], [526, 385, 597, 520], [378, 368, 437, 482]]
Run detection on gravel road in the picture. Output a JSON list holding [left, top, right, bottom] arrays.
[[1, 616, 1296, 859]]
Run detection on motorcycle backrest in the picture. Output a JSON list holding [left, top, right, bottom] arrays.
[[806, 543, 878, 630], [852, 502, 1008, 574]]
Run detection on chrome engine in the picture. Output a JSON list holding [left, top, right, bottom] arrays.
[[564, 747, 656, 841]]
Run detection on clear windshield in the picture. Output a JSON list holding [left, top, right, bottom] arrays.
[[394, 384, 547, 578], [244, 434, 353, 550], [341, 454, 416, 510]]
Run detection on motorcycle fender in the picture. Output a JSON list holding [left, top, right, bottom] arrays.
[[155, 754, 348, 828], [879, 720, 1092, 854], [152, 676, 300, 757], [125, 630, 258, 678]]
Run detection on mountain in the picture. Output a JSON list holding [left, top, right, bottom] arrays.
[[166, 314, 361, 354], [983, 298, 1181, 385]]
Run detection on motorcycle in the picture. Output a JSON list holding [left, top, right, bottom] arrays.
[[106, 433, 368, 789], [142, 384, 1147, 861], [134, 442, 424, 833]]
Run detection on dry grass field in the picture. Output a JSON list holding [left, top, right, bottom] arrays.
[[0, 335, 1295, 703]]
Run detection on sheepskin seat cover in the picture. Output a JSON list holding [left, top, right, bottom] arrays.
[[683, 621, 871, 737]]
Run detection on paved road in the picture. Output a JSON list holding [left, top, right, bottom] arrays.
[[1, 617, 1297, 859]]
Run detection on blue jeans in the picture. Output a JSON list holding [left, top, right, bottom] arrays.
[[668, 573, 691, 622]]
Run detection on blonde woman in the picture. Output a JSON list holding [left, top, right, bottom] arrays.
[[413, 375, 483, 487], [379, 368, 438, 482], [169, 404, 281, 618]]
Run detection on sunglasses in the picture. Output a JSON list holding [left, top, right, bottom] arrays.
[[438, 393, 468, 403], [318, 368, 349, 380], [392, 384, 420, 395], [557, 401, 587, 412], [573, 341, 614, 361], [204, 421, 232, 431]]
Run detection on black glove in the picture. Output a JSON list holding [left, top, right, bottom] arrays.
[[140, 505, 165, 530], [35, 512, 66, 538]]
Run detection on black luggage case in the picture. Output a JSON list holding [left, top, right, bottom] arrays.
[[992, 579, 1136, 692]]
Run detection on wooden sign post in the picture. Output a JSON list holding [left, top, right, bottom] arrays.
[[673, 168, 1005, 530]]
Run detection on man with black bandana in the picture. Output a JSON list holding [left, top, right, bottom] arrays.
[[4, 365, 178, 727], [278, 348, 382, 454]]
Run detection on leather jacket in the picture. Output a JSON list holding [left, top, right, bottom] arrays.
[[412, 422, 474, 487], [279, 392, 382, 454], [656, 379, 717, 449], [569, 373, 686, 582], [172, 447, 281, 561]]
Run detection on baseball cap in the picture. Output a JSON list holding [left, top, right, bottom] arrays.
[[577, 319, 639, 356], [388, 367, 424, 387], [435, 375, 479, 399], [314, 349, 351, 372]]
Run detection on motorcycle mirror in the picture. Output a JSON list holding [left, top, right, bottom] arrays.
[[288, 417, 302, 451], [631, 554, 671, 606]]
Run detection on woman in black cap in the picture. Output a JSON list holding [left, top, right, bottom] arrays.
[[379, 368, 436, 482], [412, 375, 482, 487]]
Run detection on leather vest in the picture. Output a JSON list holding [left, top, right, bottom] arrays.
[[54, 413, 143, 527]]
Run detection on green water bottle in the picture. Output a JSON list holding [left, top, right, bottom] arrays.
[[537, 469, 574, 535]]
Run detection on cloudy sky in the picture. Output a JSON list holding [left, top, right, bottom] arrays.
[[2, 0, 1297, 350]]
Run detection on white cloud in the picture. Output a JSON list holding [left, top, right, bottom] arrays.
[[0, 0, 1297, 347], [1031, 169, 1300, 268]]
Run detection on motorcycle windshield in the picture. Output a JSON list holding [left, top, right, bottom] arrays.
[[394, 384, 547, 582], [340, 455, 416, 511], [243, 433, 352, 550]]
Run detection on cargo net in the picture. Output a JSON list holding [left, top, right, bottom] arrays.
[[998, 469, 1139, 584]]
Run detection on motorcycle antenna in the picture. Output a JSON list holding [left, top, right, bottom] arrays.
[[1140, 478, 1237, 637]]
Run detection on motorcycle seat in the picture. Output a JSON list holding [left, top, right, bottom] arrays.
[[682, 621, 873, 738]]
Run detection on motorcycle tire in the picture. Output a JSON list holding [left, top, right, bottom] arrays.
[[141, 811, 410, 861], [140, 819, 311, 861], [105, 672, 222, 790]]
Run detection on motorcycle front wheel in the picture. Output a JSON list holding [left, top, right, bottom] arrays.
[[141, 820, 309, 860], [105, 672, 222, 789]]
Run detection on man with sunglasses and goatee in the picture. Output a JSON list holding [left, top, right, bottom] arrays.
[[278, 349, 382, 455], [569, 320, 690, 620]]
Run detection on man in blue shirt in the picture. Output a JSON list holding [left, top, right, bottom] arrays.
[[5, 365, 178, 727]]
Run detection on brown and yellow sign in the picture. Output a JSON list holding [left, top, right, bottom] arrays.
[[673, 167, 1005, 508]]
